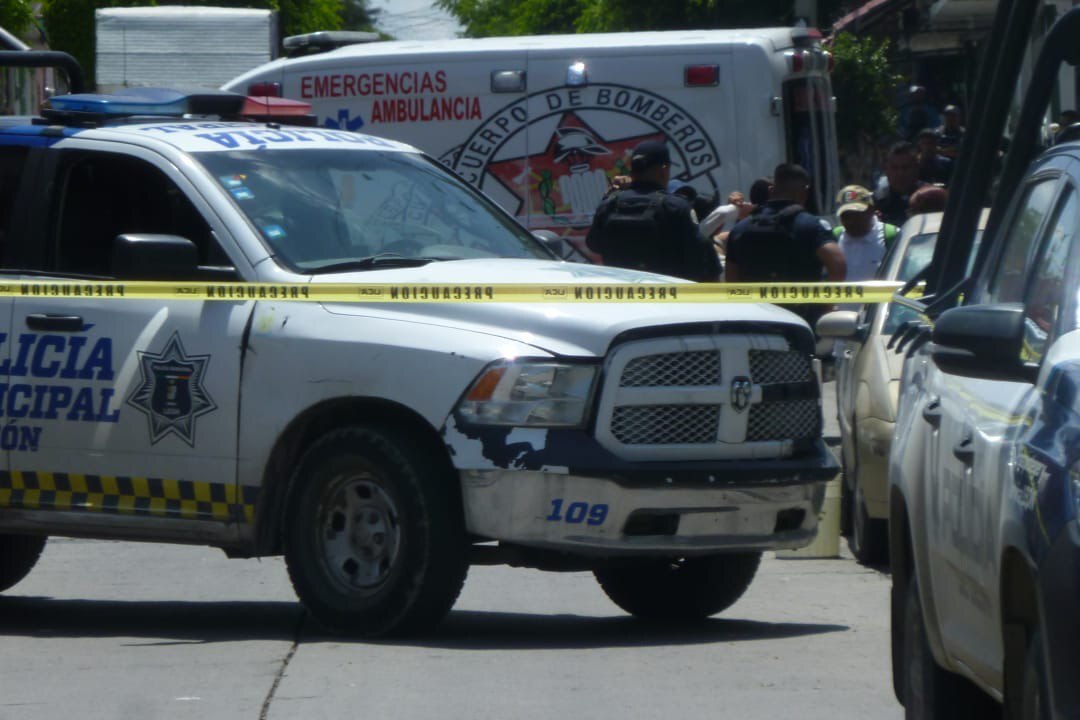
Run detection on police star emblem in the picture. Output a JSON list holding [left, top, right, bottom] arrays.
[[126, 332, 217, 446]]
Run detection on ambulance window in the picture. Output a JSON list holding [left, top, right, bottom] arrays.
[[0, 146, 29, 266], [51, 152, 230, 278]]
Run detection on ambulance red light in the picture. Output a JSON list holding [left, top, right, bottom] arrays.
[[239, 96, 317, 126], [241, 95, 311, 115], [247, 82, 282, 97], [684, 64, 719, 87]]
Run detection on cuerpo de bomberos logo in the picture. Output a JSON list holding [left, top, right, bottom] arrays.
[[439, 84, 722, 233]]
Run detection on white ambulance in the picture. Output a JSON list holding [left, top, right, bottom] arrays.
[[224, 27, 841, 254]]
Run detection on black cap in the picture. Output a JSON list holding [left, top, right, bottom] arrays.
[[631, 140, 670, 172], [943, 104, 960, 114]]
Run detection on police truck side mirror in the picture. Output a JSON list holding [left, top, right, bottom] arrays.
[[930, 303, 1038, 383], [111, 234, 200, 280], [532, 229, 572, 259]]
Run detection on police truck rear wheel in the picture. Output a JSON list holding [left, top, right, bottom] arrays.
[[284, 426, 468, 637], [594, 553, 761, 620], [0, 533, 46, 592]]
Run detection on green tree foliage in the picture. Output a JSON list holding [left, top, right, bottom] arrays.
[[0, 0, 36, 36], [828, 31, 899, 183], [42, 0, 373, 88], [41, 0, 144, 88], [437, 0, 847, 36]]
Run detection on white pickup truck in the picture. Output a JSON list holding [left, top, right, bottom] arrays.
[[0, 87, 837, 636]]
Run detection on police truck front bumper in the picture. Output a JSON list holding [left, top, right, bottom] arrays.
[[459, 461, 834, 555]]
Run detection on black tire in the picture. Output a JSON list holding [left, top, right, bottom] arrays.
[[283, 426, 468, 637], [0, 533, 46, 592], [849, 482, 889, 567], [902, 576, 997, 718], [840, 450, 854, 537], [1021, 629, 1050, 720], [594, 553, 761, 620]]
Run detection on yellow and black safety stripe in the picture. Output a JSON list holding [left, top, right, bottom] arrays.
[[0, 471, 258, 523], [1, 279, 915, 304]]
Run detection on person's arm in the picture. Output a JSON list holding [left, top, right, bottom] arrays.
[[724, 258, 742, 283], [722, 224, 744, 282], [816, 242, 847, 281], [674, 200, 720, 281], [699, 203, 736, 239], [585, 196, 613, 255]]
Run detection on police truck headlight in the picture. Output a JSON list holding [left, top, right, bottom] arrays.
[[457, 361, 597, 427]]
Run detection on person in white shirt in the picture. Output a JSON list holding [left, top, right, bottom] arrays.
[[833, 184, 898, 286]]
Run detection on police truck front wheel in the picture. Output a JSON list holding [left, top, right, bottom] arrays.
[[593, 553, 761, 620], [283, 426, 468, 637], [0, 533, 46, 592]]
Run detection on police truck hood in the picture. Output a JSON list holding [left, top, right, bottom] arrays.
[[314, 259, 808, 357]]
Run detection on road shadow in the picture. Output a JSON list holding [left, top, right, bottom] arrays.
[[311, 611, 848, 650], [0, 595, 302, 643], [0, 596, 847, 649]]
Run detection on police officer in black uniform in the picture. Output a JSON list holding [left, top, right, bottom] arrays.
[[586, 141, 720, 282], [724, 163, 847, 326]]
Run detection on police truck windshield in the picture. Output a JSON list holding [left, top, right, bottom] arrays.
[[195, 149, 550, 272]]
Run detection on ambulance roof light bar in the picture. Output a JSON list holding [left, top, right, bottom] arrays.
[[283, 31, 381, 57]]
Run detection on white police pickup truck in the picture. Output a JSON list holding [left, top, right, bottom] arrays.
[[0, 86, 836, 636]]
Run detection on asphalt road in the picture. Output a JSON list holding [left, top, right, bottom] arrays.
[[0, 381, 904, 720]]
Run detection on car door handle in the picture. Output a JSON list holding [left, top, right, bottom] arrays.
[[25, 314, 84, 332], [922, 397, 942, 428], [953, 434, 975, 466]]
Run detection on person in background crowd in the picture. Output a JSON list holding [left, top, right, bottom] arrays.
[[936, 105, 965, 158], [704, 177, 773, 278], [916, 128, 954, 185], [586, 140, 720, 281], [700, 189, 751, 241], [907, 184, 948, 216], [832, 185, 897, 284], [898, 85, 942, 142], [1054, 109, 1079, 144], [875, 141, 926, 227], [667, 179, 699, 221], [724, 163, 846, 326]]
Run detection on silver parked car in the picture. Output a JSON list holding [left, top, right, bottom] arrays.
[[817, 210, 986, 565]]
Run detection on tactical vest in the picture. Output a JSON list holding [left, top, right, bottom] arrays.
[[732, 204, 813, 282], [599, 190, 668, 272]]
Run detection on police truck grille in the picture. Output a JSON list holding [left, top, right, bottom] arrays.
[[611, 405, 719, 444], [620, 351, 721, 387], [596, 335, 820, 460], [749, 349, 813, 383], [746, 399, 821, 442]]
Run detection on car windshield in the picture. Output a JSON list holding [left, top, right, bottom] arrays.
[[194, 149, 551, 272], [884, 228, 984, 334]]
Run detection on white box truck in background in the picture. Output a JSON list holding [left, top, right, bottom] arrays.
[[224, 27, 841, 254], [96, 6, 277, 93]]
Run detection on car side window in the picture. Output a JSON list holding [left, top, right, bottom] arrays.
[[51, 152, 231, 278], [1020, 187, 1077, 364], [985, 178, 1057, 304], [0, 146, 30, 266]]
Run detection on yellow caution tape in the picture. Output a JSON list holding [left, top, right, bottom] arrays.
[[2, 279, 916, 304]]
